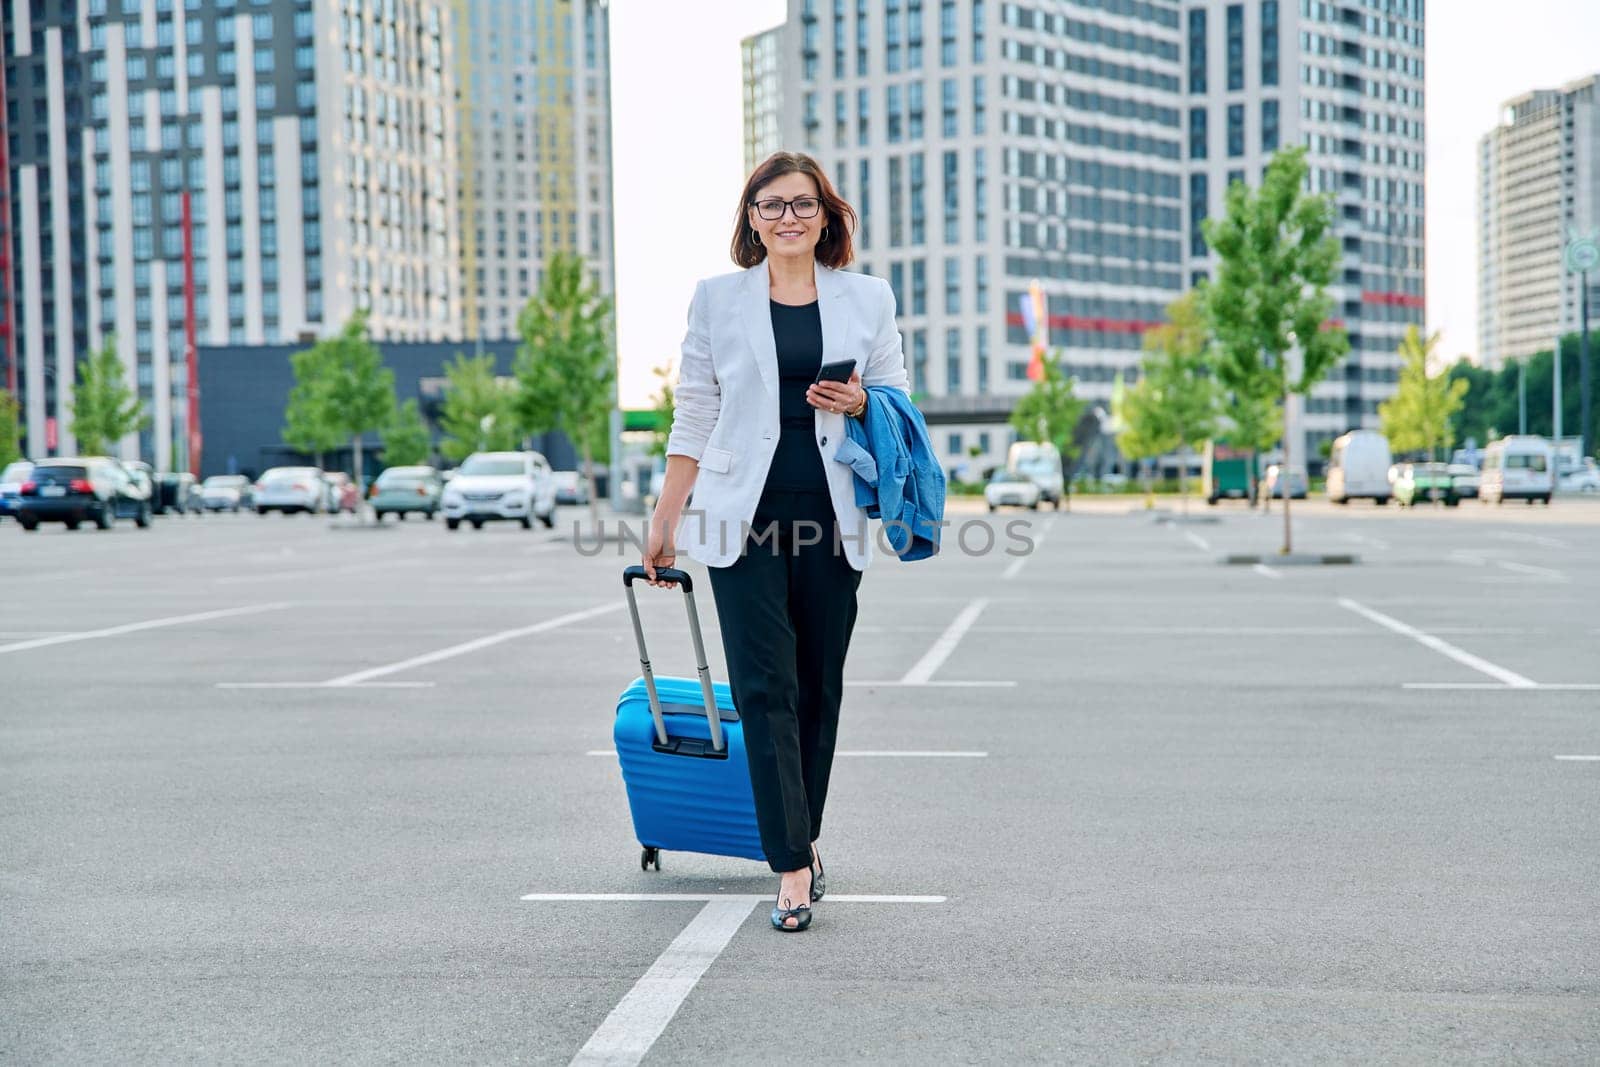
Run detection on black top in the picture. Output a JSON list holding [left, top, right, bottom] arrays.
[[765, 299, 830, 493]]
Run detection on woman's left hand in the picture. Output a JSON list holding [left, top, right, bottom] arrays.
[[807, 368, 863, 415]]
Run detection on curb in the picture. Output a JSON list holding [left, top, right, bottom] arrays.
[[1220, 553, 1359, 566]]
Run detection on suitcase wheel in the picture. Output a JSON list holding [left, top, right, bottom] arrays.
[[641, 847, 661, 872]]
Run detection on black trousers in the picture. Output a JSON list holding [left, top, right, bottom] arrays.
[[707, 485, 864, 873]]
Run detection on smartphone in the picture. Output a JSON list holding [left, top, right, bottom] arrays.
[[813, 359, 855, 384]]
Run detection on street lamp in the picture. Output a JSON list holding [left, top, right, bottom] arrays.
[[1564, 229, 1597, 459]]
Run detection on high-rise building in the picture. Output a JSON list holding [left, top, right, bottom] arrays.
[[455, 0, 615, 342], [1186, 0, 1426, 457], [741, 26, 783, 173], [3, 1, 460, 466], [763, 0, 1425, 472], [1478, 75, 1600, 370]]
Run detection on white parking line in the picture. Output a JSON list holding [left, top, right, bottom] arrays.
[[216, 681, 435, 690], [586, 750, 988, 758], [1489, 531, 1570, 549], [1001, 518, 1049, 580], [1555, 755, 1600, 761], [531, 892, 944, 1067], [322, 602, 626, 686], [1252, 564, 1282, 579], [0, 603, 292, 656], [1402, 683, 1600, 691], [1495, 559, 1565, 580], [1182, 530, 1212, 551], [1338, 598, 1537, 689], [899, 598, 988, 685]]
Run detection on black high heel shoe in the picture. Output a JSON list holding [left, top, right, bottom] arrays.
[[810, 845, 826, 902], [770, 868, 814, 932]]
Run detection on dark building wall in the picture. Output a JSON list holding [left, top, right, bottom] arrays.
[[196, 340, 580, 479]]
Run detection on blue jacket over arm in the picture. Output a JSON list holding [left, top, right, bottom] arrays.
[[831, 386, 946, 561]]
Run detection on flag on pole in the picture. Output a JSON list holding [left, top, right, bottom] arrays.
[[1024, 280, 1048, 381]]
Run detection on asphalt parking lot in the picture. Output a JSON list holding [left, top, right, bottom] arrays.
[[3, 498, 1598, 1064]]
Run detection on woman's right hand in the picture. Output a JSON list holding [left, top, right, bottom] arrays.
[[642, 516, 678, 587]]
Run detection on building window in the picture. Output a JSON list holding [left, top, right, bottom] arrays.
[[1261, 0, 1280, 87], [912, 330, 927, 392], [858, 158, 871, 247], [1187, 9, 1206, 93], [975, 255, 988, 313], [942, 150, 959, 243], [1227, 104, 1244, 157], [907, 80, 924, 139], [946, 328, 961, 391], [973, 147, 987, 242], [909, 153, 926, 244], [887, 84, 903, 142], [976, 326, 989, 391], [889, 156, 904, 247], [890, 262, 906, 315], [1225, 4, 1244, 91], [972, 75, 985, 134], [1190, 173, 1209, 257], [944, 257, 960, 314], [911, 258, 926, 315], [941, 77, 957, 136], [1262, 99, 1279, 152], [940, 0, 956, 66], [1189, 107, 1207, 160]]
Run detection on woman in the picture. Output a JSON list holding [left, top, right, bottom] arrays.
[[640, 152, 910, 932]]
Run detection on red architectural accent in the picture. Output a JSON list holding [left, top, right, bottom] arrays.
[[183, 191, 201, 475], [1005, 311, 1162, 335], [1361, 290, 1425, 310]]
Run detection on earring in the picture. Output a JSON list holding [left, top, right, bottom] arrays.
[[751, 228, 761, 245]]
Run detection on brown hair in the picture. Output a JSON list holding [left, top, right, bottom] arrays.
[[730, 152, 856, 269]]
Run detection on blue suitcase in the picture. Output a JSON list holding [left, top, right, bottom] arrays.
[[617, 565, 764, 870]]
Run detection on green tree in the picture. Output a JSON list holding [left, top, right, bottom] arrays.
[[438, 352, 522, 463], [1117, 379, 1180, 508], [318, 312, 395, 502], [1009, 354, 1086, 509], [649, 361, 676, 458], [1380, 326, 1468, 462], [283, 342, 343, 468], [0, 390, 21, 467], [514, 253, 616, 523], [381, 399, 433, 468], [70, 336, 149, 455], [1135, 292, 1222, 512], [1446, 357, 1498, 448], [1201, 145, 1349, 553]]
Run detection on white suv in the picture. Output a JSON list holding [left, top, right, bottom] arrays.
[[441, 451, 557, 530]]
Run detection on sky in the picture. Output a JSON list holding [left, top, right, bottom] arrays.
[[608, 0, 1600, 408]]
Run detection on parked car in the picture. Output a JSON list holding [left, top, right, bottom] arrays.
[[0, 459, 33, 520], [1394, 462, 1460, 507], [370, 465, 443, 521], [1007, 441, 1064, 508], [552, 470, 590, 506], [1258, 463, 1307, 501], [322, 471, 359, 513], [14, 456, 151, 531], [1480, 436, 1554, 505], [253, 466, 326, 514], [154, 472, 203, 515], [1558, 456, 1600, 494], [439, 450, 557, 530], [1326, 429, 1392, 504], [1448, 463, 1480, 500], [984, 468, 1041, 511], [200, 474, 253, 511]]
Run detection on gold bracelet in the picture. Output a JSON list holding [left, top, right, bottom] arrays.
[[847, 392, 867, 418]]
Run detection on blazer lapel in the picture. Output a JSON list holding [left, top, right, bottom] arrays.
[[741, 260, 778, 398], [814, 262, 852, 375]]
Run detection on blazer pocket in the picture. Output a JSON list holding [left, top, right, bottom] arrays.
[[698, 446, 734, 474]]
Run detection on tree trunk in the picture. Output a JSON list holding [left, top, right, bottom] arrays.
[[1281, 382, 1293, 555], [352, 433, 366, 523], [1179, 449, 1189, 518]]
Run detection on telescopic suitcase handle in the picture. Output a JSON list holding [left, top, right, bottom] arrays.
[[622, 565, 725, 752]]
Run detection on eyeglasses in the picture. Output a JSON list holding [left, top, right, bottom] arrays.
[[751, 196, 822, 220]]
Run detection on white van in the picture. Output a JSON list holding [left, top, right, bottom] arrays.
[[1325, 429, 1393, 504], [1007, 441, 1064, 509], [1479, 436, 1554, 505]]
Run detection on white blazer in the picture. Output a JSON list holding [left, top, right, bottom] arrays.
[[665, 258, 910, 571]]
